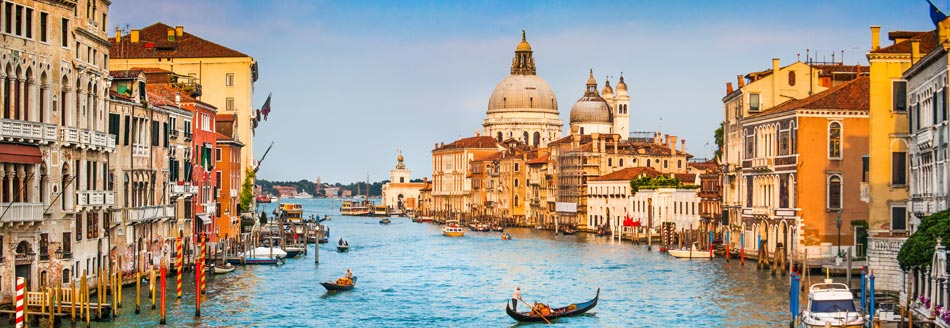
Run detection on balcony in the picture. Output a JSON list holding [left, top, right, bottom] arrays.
[[917, 128, 933, 149], [170, 129, 180, 138], [774, 155, 797, 167], [751, 206, 770, 216], [76, 190, 115, 208], [860, 182, 870, 203], [231, 189, 238, 198], [184, 131, 193, 141], [0, 203, 43, 223], [0, 119, 57, 144], [127, 205, 174, 223], [61, 126, 80, 145], [133, 144, 149, 157], [750, 158, 773, 172]]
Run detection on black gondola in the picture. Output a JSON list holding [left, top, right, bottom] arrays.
[[337, 244, 349, 252], [379, 218, 391, 224], [505, 288, 599, 323], [320, 276, 357, 291]]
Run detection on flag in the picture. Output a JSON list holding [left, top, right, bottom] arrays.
[[261, 93, 272, 121], [931, 0, 948, 26], [623, 214, 634, 227]]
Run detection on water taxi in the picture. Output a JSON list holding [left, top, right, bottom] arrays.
[[373, 205, 388, 217], [280, 203, 304, 224], [800, 281, 864, 328], [668, 242, 714, 259], [442, 220, 464, 237], [340, 200, 371, 216]]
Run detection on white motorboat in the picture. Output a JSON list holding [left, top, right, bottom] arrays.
[[800, 281, 865, 328], [442, 220, 464, 237], [668, 243, 713, 259], [240, 246, 287, 259], [213, 263, 235, 274]]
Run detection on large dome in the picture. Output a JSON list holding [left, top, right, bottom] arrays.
[[487, 75, 558, 113]]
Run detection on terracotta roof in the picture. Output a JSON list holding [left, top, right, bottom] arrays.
[[526, 154, 549, 164], [757, 76, 869, 115], [216, 113, 236, 122], [214, 132, 232, 141], [675, 173, 697, 184], [472, 151, 504, 162], [109, 69, 143, 79], [132, 67, 173, 74], [688, 161, 719, 172], [438, 136, 500, 150], [109, 90, 134, 102], [871, 30, 936, 54], [145, 84, 197, 107], [889, 31, 924, 40], [111, 22, 249, 59], [589, 167, 662, 181]]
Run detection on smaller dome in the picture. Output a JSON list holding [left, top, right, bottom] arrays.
[[602, 79, 614, 96], [516, 30, 532, 52], [570, 96, 612, 123], [616, 75, 628, 94]]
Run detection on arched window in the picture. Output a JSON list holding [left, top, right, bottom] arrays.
[[619, 158, 624, 167], [496, 132, 503, 142], [608, 158, 613, 166], [514, 195, 519, 207], [514, 179, 519, 187], [646, 159, 651, 167], [533, 132, 540, 147], [788, 71, 796, 86], [828, 174, 842, 209], [829, 122, 841, 158], [523, 131, 529, 143]]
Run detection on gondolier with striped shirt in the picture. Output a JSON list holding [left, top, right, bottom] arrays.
[[512, 287, 522, 311]]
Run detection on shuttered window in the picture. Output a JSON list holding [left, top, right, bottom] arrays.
[[893, 80, 907, 111], [123, 115, 130, 145]]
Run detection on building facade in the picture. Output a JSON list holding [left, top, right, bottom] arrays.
[[381, 153, 425, 214]]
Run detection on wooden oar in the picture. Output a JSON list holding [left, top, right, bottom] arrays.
[[518, 296, 551, 324]]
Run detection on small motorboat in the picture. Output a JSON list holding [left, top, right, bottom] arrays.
[[491, 224, 504, 232], [560, 226, 576, 235], [800, 280, 864, 327], [379, 218, 391, 224], [337, 244, 350, 252], [213, 263, 235, 274], [668, 243, 713, 259], [321, 276, 357, 291], [443, 220, 464, 237], [506, 288, 599, 322], [283, 246, 305, 258], [501, 233, 512, 240], [239, 247, 287, 259]]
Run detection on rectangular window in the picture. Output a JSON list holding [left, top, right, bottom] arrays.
[[225, 73, 235, 86], [39, 12, 46, 42], [123, 115, 130, 145], [749, 93, 760, 112], [891, 206, 907, 231], [24, 7, 31, 39], [893, 80, 907, 111], [4, 3, 12, 34], [215, 148, 222, 162], [936, 89, 943, 125], [862, 155, 869, 183], [61, 18, 67, 47], [151, 121, 159, 146], [75, 215, 82, 241], [13, 5, 21, 36], [163, 122, 169, 147], [101, 13, 106, 32], [226, 97, 234, 111], [892, 152, 907, 185], [62, 232, 71, 255]]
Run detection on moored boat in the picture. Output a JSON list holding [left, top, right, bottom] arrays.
[[491, 224, 504, 232], [321, 276, 357, 291], [668, 243, 713, 259], [379, 218, 391, 224], [799, 281, 864, 328], [213, 263, 235, 274], [283, 245, 305, 258], [372, 205, 388, 217], [443, 220, 464, 237], [255, 194, 272, 203], [506, 288, 599, 322]]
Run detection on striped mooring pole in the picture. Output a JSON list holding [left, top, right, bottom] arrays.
[[176, 236, 183, 299], [200, 234, 207, 292], [15, 277, 24, 328]]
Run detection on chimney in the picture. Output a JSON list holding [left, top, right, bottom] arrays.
[[911, 39, 921, 65], [131, 30, 140, 43], [592, 133, 600, 153], [613, 135, 619, 153], [870, 26, 881, 51], [737, 75, 745, 88], [176, 26, 184, 37], [664, 134, 670, 148], [115, 27, 121, 42], [669, 136, 678, 154], [167, 28, 175, 41], [726, 82, 734, 95], [681, 139, 686, 153], [771, 58, 780, 108]]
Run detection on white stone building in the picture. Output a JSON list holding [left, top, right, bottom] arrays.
[[381, 153, 425, 213]]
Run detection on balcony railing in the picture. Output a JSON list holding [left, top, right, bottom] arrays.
[[80, 130, 91, 145], [170, 129, 180, 138], [128, 205, 174, 223], [133, 144, 149, 157], [61, 126, 80, 144], [0, 203, 43, 223], [750, 158, 773, 171], [0, 119, 57, 144], [774, 155, 797, 166], [106, 135, 116, 152], [917, 128, 933, 149], [76, 190, 114, 207], [751, 206, 770, 216]]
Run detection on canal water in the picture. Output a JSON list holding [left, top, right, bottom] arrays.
[[63, 198, 789, 327]]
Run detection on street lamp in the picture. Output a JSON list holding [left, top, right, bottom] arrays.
[[835, 211, 843, 258]]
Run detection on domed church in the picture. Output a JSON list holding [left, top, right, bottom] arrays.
[[483, 31, 563, 148], [569, 70, 630, 137]]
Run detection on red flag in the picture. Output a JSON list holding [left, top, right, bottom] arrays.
[[261, 93, 272, 121], [623, 214, 634, 227]]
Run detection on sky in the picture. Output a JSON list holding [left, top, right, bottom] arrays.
[[109, 0, 933, 184]]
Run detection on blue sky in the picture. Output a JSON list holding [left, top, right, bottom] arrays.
[[110, 0, 932, 184]]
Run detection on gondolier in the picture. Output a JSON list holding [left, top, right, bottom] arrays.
[[512, 287, 521, 311]]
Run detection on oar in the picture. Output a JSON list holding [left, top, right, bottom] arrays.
[[518, 296, 552, 324]]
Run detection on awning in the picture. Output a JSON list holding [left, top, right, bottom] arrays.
[[0, 144, 42, 164], [198, 214, 212, 225]]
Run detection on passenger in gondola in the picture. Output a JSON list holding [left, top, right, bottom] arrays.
[[339, 238, 344, 246], [345, 268, 353, 279]]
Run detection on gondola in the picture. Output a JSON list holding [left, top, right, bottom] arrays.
[[379, 218, 391, 224], [320, 276, 357, 291], [337, 244, 349, 252], [505, 288, 599, 323]]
